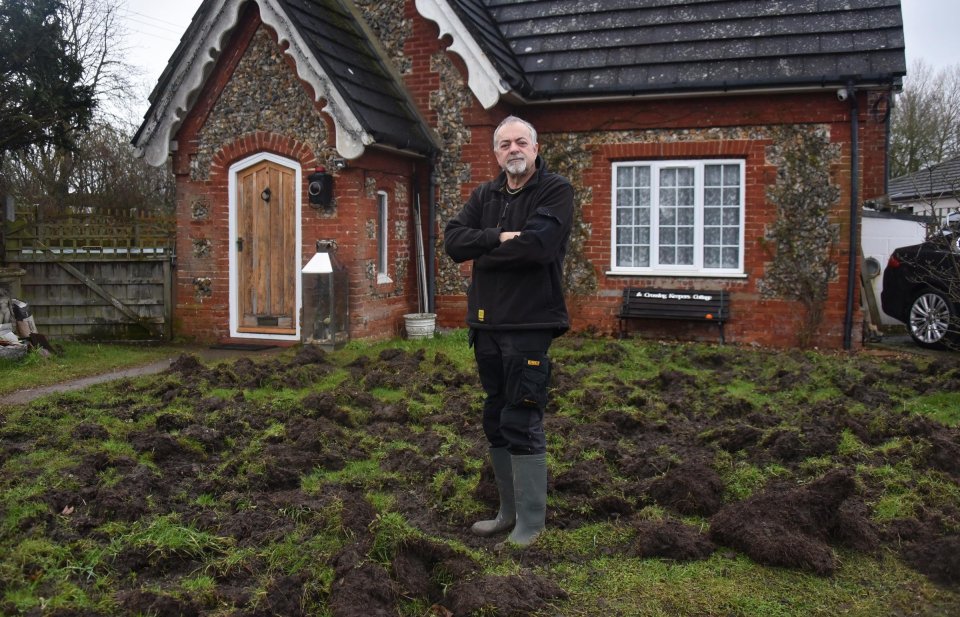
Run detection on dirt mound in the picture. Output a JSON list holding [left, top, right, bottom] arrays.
[[647, 460, 724, 516], [708, 469, 877, 575], [329, 546, 398, 617], [446, 574, 568, 616], [118, 589, 199, 617], [901, 534, 960, 586], [629, 518, 716, 561]]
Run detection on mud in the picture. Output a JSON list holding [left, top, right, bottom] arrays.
[[4, 337, 960, 614]]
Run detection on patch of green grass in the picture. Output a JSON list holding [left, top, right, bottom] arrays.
[[369, 386, 406, 402], [0, 342, 182, 399], [244, 387, 304, 411], [261, 530, 345, 575], [430, 467, 481, 516], [370, 511, 420, 564], [180, 573, 217, 601], [535, 522, 634, 557], [836, 428, 869, 457], [548, 550, 956, 616], [907, 392, 960, 426], [302, 458, 390, 491], [110, 514, 233, 561], [715, 452, 791, 501], [0, 537, 104, 614]]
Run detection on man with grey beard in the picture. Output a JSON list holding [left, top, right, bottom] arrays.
[[444, 116, 574, 547]]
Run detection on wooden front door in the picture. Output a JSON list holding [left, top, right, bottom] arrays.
[[235, 160, 296, 334]]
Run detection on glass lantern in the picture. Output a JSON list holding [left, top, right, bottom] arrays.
[[301, 240, 349, 349]]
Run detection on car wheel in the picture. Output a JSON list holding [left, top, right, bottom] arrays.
[[908, 289, 956, 349]]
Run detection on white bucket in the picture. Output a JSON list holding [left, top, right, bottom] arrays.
[[404, 313, 436, 339]]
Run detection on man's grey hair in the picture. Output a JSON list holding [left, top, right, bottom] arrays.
[[493, 116, 538, 150]]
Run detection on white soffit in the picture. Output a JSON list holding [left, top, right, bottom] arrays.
[[415, 0, 509, 110], [134, 0, 373, 167]]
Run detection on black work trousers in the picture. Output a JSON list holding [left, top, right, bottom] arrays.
[[473, 329, 554, 455]]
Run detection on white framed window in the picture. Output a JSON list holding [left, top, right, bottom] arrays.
[[376, 191, 391, 283], [611, 160, 745, 276]]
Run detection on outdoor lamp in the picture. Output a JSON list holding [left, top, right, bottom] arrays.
[[301, 240, 349, 349]]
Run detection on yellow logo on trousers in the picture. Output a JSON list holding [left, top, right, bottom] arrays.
[[478, 309, 485, 321]]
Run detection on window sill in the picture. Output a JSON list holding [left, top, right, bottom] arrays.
[[606, 270, 747, 279]]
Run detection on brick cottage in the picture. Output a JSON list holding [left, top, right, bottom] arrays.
[[133, 0, 906, 349]]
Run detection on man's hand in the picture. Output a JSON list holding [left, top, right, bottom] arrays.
[[499, 231, 521, 243]]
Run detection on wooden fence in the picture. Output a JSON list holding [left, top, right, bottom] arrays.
[[1, 206, 176, 341]]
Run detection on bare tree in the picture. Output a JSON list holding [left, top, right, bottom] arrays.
[[60, 0, 141, 122], [5, 121, 174, 215], [2, 0, 171, 217], [889, 60, 960, 178]]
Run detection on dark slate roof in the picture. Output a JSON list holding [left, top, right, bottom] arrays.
[[135, 0, 436, 157], [888, 156, 960, 202], [278, 0, 436, 153], [449, 0, 906, 98]]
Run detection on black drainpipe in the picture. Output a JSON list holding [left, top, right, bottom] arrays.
[[843, 80, 859, 350]]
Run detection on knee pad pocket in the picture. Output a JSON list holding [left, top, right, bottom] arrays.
[[514, 354, 550, 409]]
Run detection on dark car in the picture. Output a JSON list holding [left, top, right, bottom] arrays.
[[881, 226, 960, 349]]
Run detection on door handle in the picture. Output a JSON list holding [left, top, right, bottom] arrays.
[[237, 238, 243, 252]]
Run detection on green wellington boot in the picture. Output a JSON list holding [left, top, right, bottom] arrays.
[[471, 447, 515, 536], [506, 453, 547, 547]]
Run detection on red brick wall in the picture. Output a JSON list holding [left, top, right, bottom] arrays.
[[426, 88, 887, 349], [170, 8, 425, 343]]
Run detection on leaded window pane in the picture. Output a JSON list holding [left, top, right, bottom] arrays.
[[705, 187, 721, 206], [723, 164, 739, 184], [636, 246, 650, 267], [704, 227, 720, 245], [660, 188, 676, 206], [704, 246, 720, 268], [704, 207, 721, 225], [723, 188, 740, 206], [637, 188, 651, 206], [722, 247, 739, 268], [705, 165, 721, 185]]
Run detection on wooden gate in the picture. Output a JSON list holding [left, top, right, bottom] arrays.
[[1, 207, 175, 340]]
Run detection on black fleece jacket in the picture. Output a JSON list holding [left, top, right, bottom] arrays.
[[444, 156, 573, 333]]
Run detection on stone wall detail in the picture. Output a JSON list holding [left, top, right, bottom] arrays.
[[193, 26, 333, 181]]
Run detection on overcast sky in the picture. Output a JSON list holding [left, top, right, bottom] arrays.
[[122, 0, 959, 118]]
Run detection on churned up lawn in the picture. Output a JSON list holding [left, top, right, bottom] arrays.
[[1, 331, 958, 615]]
